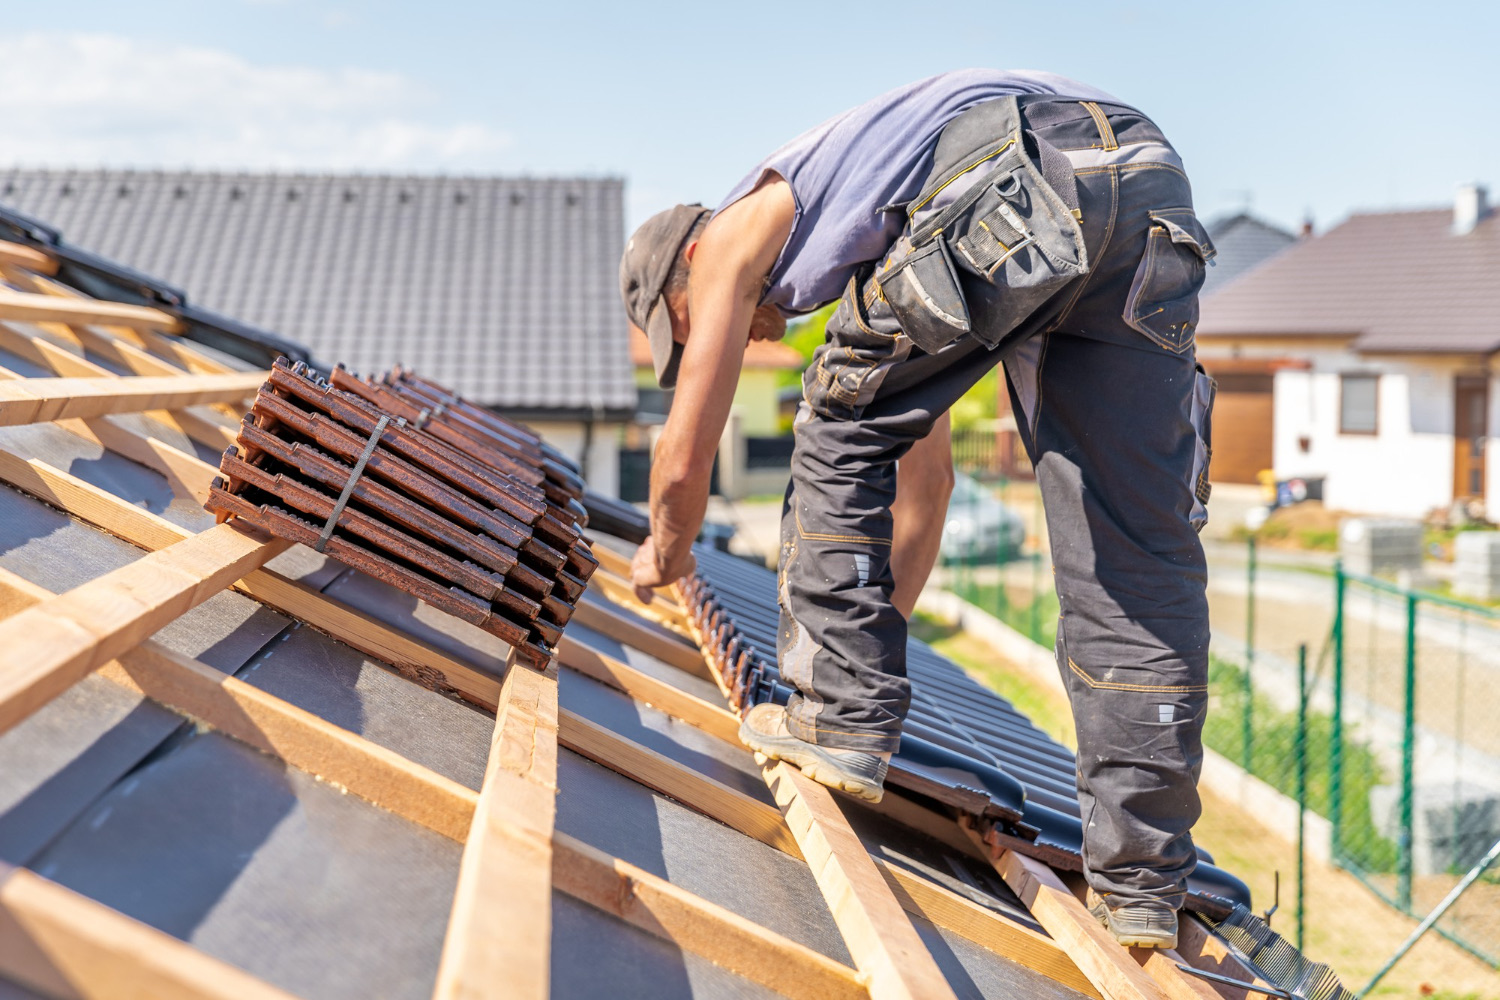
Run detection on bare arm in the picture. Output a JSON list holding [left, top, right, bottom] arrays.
[[631, 179, 795, 599], [890, 412, 955, 618]]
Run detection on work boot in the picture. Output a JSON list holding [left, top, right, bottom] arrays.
[[738, 703, 890, 803], [1086, 889, 1179, 949]]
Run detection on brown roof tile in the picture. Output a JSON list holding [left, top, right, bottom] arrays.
[[1198, 207, 1500, 354]]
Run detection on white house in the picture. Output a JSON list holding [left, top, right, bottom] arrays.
[[1197, 186, 1498, 518]]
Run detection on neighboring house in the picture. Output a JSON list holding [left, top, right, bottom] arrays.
[[1197, 185, 1499, 517], [0, 169, 635, 495], [1202, 211, 1298, 296]]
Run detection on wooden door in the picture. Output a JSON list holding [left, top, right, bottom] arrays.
[[1453, 376, 1489, 502], [1209, 372, 1275, 484]]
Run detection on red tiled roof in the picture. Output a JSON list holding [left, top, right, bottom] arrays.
[[1198, 207, 1500, 354]]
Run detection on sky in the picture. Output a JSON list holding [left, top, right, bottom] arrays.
[[3, 1, 1498, 236]]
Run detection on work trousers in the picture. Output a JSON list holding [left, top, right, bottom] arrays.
[[777, 98, 1216, 905]]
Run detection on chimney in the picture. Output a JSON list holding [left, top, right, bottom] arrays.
[[1454, 183, 1489, 235]]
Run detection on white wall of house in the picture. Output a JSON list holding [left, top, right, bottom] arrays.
[[527, 420, 623, 497], [1270, 358, 1494, 518]]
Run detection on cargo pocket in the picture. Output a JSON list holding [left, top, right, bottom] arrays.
[[884, 156, 1088, 353], [873, 237, 970, 354], [1188, 364, 1216, 533], [1124, 208, 1215, 354], [803, 271, 911, 422]]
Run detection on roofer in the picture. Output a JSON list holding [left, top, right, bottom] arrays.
[[619, 69, 1217, 949]]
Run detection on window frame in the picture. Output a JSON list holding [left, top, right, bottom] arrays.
[[1338, 372, 1381, 436]]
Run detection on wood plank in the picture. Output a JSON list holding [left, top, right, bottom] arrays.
[[557, 630, 987, 863], [0, 372, 264, 426], [0, 520, 287, 735], [557, 634, 742, 743], [572, 594, 712, 680], [432, 654, 559, 1000], [0, 863, 298, 1000], [0, 319, 242, 453], [0, 287, 183, 333], [966, 826, 1165, 1000], [558, 707, 803, 859], [1172, 915, 1269, 1000], [552, 831, 865, 1000], [765, 761, 960, 1000], [0, 240, 58, 275], [587, 567, 692, 632], [874, 856, 1100, 1000]]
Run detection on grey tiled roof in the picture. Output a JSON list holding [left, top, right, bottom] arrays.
[[1200, 206, 1500, 354], [1202, 212, 1297, 295], [0, 170, 636, 417]]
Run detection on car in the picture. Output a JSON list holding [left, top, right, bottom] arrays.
[[940, 473, 1027, 563]]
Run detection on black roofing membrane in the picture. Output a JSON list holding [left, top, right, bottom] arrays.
[[0, 423, 213, 532], [0, 483, 143, 589], [551, 890, 785, 1000], [238, 621, 493, 791], [913, 915, 1091, 1000], [320, 566, 510, 675], [28, 729, 461, 1000], [566, 619, 727, 705], [0, 674, 183, 866], [556, 748, 851, 965], [560, 668, 771, 804], [0, 976, 49, 1000], [148, 589, 292, 672]]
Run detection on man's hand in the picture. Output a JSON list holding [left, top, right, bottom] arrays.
[[631, 535, 697, 604]]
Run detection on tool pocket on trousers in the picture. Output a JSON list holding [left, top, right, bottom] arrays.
[[804, 272, 910, 421], [874, 238, 971, 354], [887, 158, 1088, 353], [1124, 208, 1215, 354], [1188, 364, 1216, 533]]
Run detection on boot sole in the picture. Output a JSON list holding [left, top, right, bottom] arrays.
[[740, 727, 885, 803], [1089, 899, 1178, 949]]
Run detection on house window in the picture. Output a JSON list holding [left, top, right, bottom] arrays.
[[1339, 374, 1379, 435]]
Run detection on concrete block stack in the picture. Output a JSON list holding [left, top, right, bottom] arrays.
[[1452, 530, 1500, 601], [1339, 518, 1424, 577]]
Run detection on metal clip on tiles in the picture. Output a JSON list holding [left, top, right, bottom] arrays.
[[315, 413, 392, 553]]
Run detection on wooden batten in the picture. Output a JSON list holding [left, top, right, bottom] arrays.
[[558, 707, 803, 859], [0, 240, 59, 276], [556, 635, 743, 743], [0, 520, 287, 736], [552, 832, 866, 1000], [432, 653, 560, 1000], [0, 372, 264, 427], [0, 864, 298, 1000], [0, 287, 184, 333], [571, 595, 712, 679], [766, 762, 960, 1000]]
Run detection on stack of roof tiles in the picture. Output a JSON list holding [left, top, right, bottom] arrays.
[[206, 358, 598, 667]]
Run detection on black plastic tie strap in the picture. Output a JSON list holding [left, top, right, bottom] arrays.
[[315, 413, 391, 552]]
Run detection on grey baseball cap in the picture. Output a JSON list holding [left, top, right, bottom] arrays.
[[619, 203, 710, 389]]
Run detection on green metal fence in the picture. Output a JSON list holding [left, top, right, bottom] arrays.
[[1328, 563, 1500, 968], [942, 485, 1500, 972]]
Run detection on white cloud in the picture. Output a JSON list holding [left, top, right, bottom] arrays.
[[0, 33, 510, 171]]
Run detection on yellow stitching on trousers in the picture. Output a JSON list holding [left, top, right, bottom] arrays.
[[795, 508, 891, 546], [1068, 658, 1208, 694]]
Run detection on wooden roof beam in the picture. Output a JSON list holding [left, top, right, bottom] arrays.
[[0, 372, 264, 427], [0, 240, 59, 276], [0, 863, 299, 1000], [0, 520, 287, 736], [433, 652, 559, 1000], [0, 288, 184, 333]]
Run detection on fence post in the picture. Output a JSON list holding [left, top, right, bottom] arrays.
[[1296, 643, 1308, 952], [1398, 590, 1417, 912], [1244, 535, 1257, 772], [1331, 561, 1346, 862]]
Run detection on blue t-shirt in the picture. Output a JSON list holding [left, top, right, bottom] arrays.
[[718, 69, 1118, 316]]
